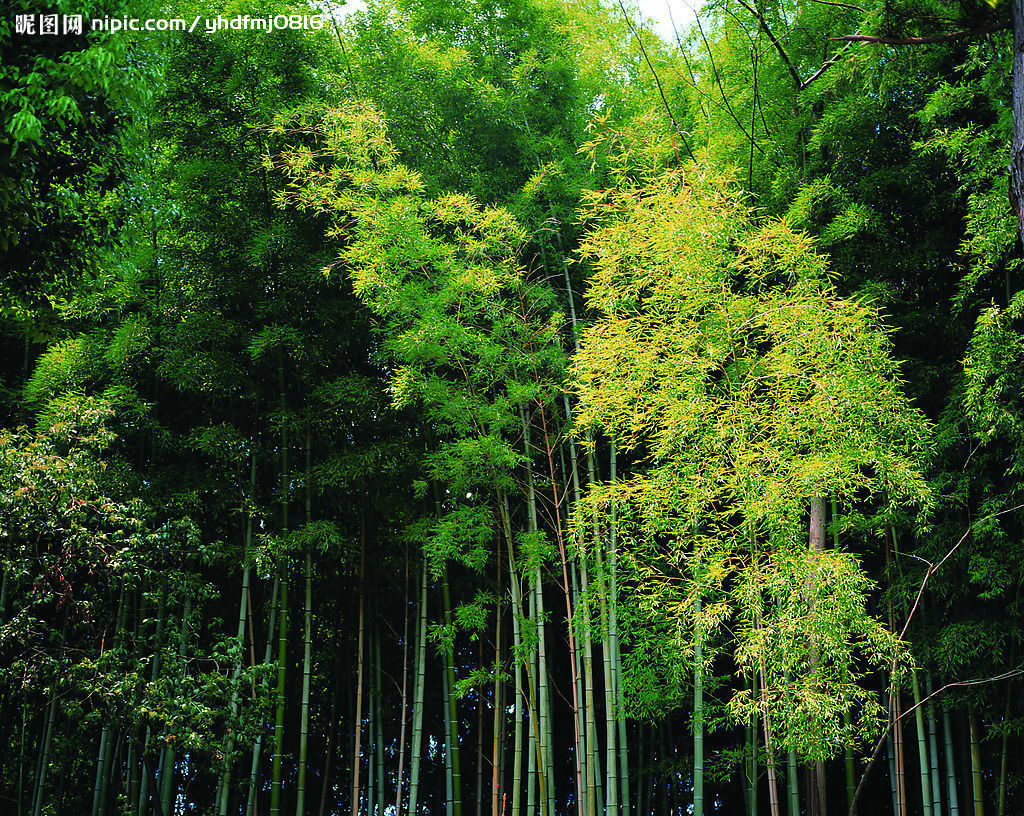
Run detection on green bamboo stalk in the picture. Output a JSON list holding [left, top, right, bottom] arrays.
[[97, 726, 116, 816], [809, 497, 828, 816], [500, 494, 523, 816], [442, 570, 463, 816], [492, 538, 505, 816], [297, 426, 313, 816], [444, 663, 455, 816], [748, 672, 758, 816], [271, 354, 290, 816], [30, 693, 57, 816], [787, 749, 798, 816], [160, 598, 192, 816], [885, 691, 899, 816], [475, 640, 484, 816], [560, 428, 589, 816], [601, 539, 617, 816], [217, 454, 256, 816], [351, 530, 366, 816], [520, 409, 549, 816], [374, 624, 385, 816], [269, 573, 288, 816], [610, 443, 628, 816], [319, 685, 339, 816], [969, 713, 984, 816], [127, 737, 139, 816], [246, 574, 279, 816], [18, 704, 26, 816], [925, 671, 943, 816], [694, 594, 703, 816], [372, 688, 380, 814], [832, 498, 855, 816], [942, 694, 960, 816], [846, 710, 856, 816], [139, 583, 168, 816], [895, 690, 907, 816], [90, 727, 109, 816], [583, 442, 602, 816], [911, 672, 933, 816], [759, 665, 780, 816], [997, 682, 1012, 816], [526, 572, 537, 816], [396, 549, 411, 816], [407, 558, 428, 816]]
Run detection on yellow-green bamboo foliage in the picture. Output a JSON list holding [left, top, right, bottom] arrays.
[[571, 133, 932, 763]]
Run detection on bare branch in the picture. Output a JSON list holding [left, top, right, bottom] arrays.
[[799, 39, 857, 90], [847, 500, 1024, 816], [809, 0, 865, 12], [735, 0, 804, 90], [616, 0, 696, 162], [832, 20, 1009, 45]]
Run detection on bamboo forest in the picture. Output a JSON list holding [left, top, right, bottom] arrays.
[[5, 0, 1024, 814]]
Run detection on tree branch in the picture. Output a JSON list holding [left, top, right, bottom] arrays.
[[799, 39, 856, 90], [809, 0, 865, 11], [616, 0, 696, 162], [831, 19, 1009, 46], [735, 0, 804, 90]]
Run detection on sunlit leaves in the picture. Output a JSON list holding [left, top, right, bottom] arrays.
[[573, 144, 929, 757]]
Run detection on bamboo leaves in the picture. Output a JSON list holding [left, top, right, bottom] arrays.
[[573, 145, 930, 761]]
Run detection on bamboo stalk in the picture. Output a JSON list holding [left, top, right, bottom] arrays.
[[396, 549, 410, 816], [246, 574, 280, 816], [375, 623, 385, 816], [269, 573, 288, 816], [969, 713, 984, 816], [271, 353, 290, 816], [442, 569, 463, 816], [492, 540, 504, 816], [925, 671, 943, 816], [500, 494, 523, 816], [318, 683, 338, 816], [297, 428, 313, 816], [218, 453, 256, 816], [351, 522, 366, 816], [407, 558, 428, 816], [694, 593, 704, 816], [912, 671, 933, 816], [942, 693, 960, 816]]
